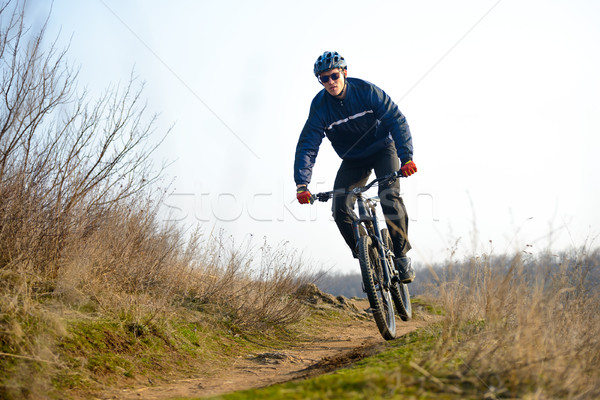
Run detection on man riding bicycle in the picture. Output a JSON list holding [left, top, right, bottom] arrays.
[[294, 51, 416, 283]]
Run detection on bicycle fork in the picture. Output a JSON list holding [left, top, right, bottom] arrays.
[[353, 198, 393, 290]]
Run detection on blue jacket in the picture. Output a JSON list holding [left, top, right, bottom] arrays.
[[294, 77, 413, 185]]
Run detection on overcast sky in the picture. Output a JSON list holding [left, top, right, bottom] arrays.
[[26, 0, 600, 273]]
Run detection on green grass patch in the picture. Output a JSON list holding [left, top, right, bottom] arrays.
[[194, 321, 507, 400], [410, 297, 445, 316], [198, 325, 468, 400], [45, 307, 313, 398]]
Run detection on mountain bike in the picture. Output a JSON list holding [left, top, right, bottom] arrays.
[[313, 170, 412, 340]]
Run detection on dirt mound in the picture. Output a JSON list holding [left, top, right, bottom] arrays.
[[295, 283, 365, 317]]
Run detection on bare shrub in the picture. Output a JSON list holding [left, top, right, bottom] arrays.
[[179, 235, 310, 330], [0, 1, 163, 279], [0, 2, 310, 396]]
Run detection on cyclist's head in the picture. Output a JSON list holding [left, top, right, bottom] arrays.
[[313, 51, 347, 77], [314, 51, 348, 97]]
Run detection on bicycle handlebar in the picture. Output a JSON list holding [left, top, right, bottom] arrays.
[[312, 170, 404, 203]]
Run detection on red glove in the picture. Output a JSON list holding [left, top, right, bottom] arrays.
[[400, 160, 417, 177], [296, 186, 313, 204]]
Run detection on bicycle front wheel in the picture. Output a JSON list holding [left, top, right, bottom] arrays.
[[358, 235, 396, 340]]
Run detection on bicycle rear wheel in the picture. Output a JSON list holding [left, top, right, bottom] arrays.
[[381, 229, 412, 321], [358, 234, 396, 340]]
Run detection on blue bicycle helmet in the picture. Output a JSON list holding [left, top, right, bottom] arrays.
[[313, 51, 347, 77]]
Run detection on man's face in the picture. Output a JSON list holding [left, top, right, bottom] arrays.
[[319, 68, 346, 97]]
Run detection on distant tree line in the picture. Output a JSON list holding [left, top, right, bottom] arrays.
[[315, 247, 600, 298]]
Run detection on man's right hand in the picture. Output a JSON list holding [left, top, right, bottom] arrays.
[[296, 186, 313, 204]]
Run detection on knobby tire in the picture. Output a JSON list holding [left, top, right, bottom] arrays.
[[381, 229, 412, 321], [358, 235, 396, 340]]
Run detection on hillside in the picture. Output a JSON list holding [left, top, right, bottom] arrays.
[[0, 4, 310, 398], [98, 286, 436, 399]]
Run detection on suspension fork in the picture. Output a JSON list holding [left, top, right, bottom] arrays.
[[370, 206, 392, 289], [353, 196, 392, 289], [352, 195, 372, 242]]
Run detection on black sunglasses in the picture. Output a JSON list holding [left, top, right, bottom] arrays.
[[319, 72, 341, 83]]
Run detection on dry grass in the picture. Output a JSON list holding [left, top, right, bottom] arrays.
[[0, 3, 310, 397], [180, 236, 310, 329], [0, 140, 309, 396], [421, 248, 600, 398]]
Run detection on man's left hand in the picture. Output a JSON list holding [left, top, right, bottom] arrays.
[[401, 160, 417, 177]]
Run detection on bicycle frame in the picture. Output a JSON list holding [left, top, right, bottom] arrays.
[[312, 169, 412, 339], [312, 169, 403, 290], [314, 172, 402, 287]]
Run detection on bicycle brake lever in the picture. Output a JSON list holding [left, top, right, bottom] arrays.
[[315, 192, 332, 202], [389, 170, 404, 183]]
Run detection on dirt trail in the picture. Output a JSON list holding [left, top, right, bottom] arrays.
[[99, 298, 431, 400]]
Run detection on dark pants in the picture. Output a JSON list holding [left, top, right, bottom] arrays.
[[331, 144, 411, 258]]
